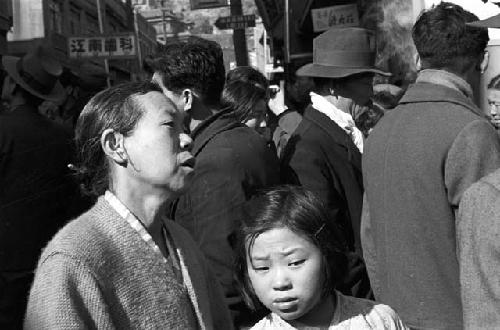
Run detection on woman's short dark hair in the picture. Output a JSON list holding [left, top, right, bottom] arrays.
[[412, 2, 488, 73], [221, 67, 269, 123], [234, 185, 348, 311], [74, 81, 161, 196], [488, 73, 500, 90]]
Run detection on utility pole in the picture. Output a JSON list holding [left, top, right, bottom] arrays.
[[231, 0, 248, 66], [96, 0, 111, 87]]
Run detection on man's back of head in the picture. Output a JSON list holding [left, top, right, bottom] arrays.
[[412, 2, 488, 76], [152, 36, 225, 109]]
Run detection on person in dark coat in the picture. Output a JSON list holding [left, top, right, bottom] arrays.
[[281, 27, 390, 300], [0, 45, 80, 328], [362, 3, 500, 329], [151, 37, 280, 327]]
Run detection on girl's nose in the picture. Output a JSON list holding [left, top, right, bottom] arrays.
[[272, 268, 292, 291], [179, 133, 192, 150], [491, 104, 499, 116]]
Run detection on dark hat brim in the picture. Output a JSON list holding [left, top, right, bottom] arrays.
[[2, 56, 66, 103], [467, 13, 500, 28], [296, 63, 391, 78]]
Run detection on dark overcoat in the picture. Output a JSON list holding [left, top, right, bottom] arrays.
[[0, 104, 80, 328], [171, 110, 280, 324], [281, 105, 371, 298]]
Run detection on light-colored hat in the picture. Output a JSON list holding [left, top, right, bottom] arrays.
[[297, 27, 390, 78], [2, 44, 66, 103], [467, 13, 500, 28]]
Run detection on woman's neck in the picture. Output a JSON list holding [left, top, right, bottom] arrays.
[[111, 181, 169, 232]]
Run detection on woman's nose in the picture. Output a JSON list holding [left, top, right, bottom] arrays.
[[272, 268, 292, 291], [179, 133, 192, 150]]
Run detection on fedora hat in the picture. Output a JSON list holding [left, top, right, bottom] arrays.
[[297, 27, 390, 78], [467, 13, 500, 28], [2, 45, 66, 103]]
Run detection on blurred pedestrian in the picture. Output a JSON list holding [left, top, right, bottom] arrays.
[[281, 27, 390, 300], [151, 37, 280, 327], [24, 81, 233, 329], [362, 3, 500, 329], [486, 73, 500, 131], [223, 66, 269, 134], [0, 45, 81, 329]]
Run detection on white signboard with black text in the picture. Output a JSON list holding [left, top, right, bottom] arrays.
[[68, 34, 136, 59], [311, 4, 359, 33]]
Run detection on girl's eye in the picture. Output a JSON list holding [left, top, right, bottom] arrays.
[[253, 266, 269, 272], [288, 260, 305, 267], [162, 121, 175, 128]]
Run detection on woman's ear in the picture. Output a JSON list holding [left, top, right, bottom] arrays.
[[101, 129, 127, 165]]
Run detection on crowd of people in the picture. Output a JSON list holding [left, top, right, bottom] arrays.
[[1, 1, 500, 329]]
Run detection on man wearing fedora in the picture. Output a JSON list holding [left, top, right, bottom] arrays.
[[362, 3, 500, 329], [0, 45, 80, 328], [453, 11, 500, 330], [280, 27, 390, 299]]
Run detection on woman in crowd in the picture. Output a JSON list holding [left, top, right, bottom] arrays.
[[222, 66, 269, 133], [234, 185, 407, 329], [24, 81, 233, 329], [487, 73, 500, 131]]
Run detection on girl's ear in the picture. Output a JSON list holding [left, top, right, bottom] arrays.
[[101, 129, 127, 165]]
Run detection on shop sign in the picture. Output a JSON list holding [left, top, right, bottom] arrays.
[[190, 0, 228, 10], [68, 33, 136, 59], [311, 4, 359, 32], [215, 14, 256, 30]]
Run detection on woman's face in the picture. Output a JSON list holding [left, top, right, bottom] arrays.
[[487, 89, 500, 129], [246, 227, 332, 326], [122, 91, 195, 194]]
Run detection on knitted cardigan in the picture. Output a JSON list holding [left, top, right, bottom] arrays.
[[24, 196, 233, 329]]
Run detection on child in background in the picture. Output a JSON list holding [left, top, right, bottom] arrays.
[[234, 185, 408, 330]]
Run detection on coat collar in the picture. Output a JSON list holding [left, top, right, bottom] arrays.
[[190, 109, 244, 156], [303, 105, 362, 171], [399, 82, 484, 118]]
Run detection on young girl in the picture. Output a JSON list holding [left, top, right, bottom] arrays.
[[235, 185, 408, 329]]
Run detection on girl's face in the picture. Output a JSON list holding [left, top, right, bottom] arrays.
[[487, 89, 500, 129], [246, 227, 331, 325]]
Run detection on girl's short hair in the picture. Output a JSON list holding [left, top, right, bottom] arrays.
[[74, 81, 161, 196], [234, 185, 348, 311], [488, 73, 500, 90]]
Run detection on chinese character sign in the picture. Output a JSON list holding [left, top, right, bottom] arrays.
[[311, 4, 359, 33], [68, 34, 136, 59]]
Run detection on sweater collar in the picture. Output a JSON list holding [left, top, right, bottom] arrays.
[[416, 69, 473, 100]]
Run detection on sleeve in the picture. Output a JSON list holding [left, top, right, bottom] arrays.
[[457, 180, 500, 328], [24, 254, 114, 330], [178, 149, 247, 313], [445, 120, 500, 209], [360, 194, 381, 299]]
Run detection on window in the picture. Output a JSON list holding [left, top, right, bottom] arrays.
[[47, 0, 62, 33]]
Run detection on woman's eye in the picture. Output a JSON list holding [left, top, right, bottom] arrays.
[[253, 266, 269, 272], [162, 121, 175, 128], [289, 260, 305, 267]]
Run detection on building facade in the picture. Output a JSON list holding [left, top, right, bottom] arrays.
[[8, 0, 157, 83]]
